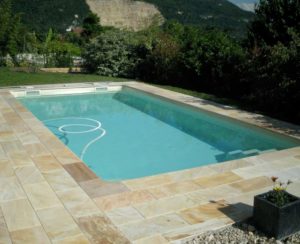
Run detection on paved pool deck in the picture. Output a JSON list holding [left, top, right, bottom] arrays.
[[0, 82, 300, 244]]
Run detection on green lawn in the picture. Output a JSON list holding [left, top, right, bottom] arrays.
[[0, 67, 128, 87]]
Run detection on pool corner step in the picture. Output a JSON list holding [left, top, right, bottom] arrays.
[[26, 90, 41, 96]]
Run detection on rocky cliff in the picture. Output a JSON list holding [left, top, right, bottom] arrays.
[[86, 0, 163, 31]]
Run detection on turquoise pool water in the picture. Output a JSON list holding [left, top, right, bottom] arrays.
[[19, 87, 300, 180]]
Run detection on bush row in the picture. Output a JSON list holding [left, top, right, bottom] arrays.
[[83, 17, 299, 123]]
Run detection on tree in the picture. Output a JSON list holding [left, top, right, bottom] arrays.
[[0, 0, 22, 65], [137, 32, 182, 84], [243, 0, 300, 122], [248, 0, 300, 48], [48, 40, 81, 67], [162, 20, 185, 43], [82, 13, 102, 40], [0, 0, 11, 56], [180, 27, 245, 94], [43, 28, 54, 66], [23, 32, 39, 54], [42, 28, 81, 67]]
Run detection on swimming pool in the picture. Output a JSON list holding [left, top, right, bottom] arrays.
[[19, 86, 300, 180]]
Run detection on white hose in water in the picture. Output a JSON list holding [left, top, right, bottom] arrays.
[[43, 117, 106, 160]]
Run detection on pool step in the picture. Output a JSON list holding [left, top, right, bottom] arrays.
[[216, 148, 277, 161], [259, 149, 277, 154], [216, 150, 244, 161], [95, 86, 108, 92], [26, 90, 40, 96], [242, 149, 260, 157], [228, 150, 243, 155]]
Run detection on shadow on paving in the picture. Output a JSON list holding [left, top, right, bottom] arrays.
[[210, 200, 253, 223]]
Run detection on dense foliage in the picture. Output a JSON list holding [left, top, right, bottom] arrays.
[[81, 13, 103, 40], [0, 0, 22, 65], [247, 0, 299, 46], [242, 0, 300, 122], [43, 29, 81, 67]]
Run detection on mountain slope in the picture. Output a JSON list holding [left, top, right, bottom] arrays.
[[229, 0, 257, 12], [11, 0, 91, 33], [139, 0, 253, 36], [11, 0, 253, 36]]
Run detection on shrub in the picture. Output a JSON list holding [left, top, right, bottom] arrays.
[[243, 0, 300, 122], [82, 30, 139, 77], [180, 27, 246, 94], [242, 32, 300, 121], [137, 32, 182, 85]]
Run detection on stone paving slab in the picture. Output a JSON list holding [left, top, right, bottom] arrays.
[[0, 82, 299, 243], [10, 226, 51, 244]]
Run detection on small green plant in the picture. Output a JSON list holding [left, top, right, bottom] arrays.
[[265, 176, 294, 207]]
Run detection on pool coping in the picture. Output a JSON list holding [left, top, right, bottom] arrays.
[[1, 81, 300, 243]]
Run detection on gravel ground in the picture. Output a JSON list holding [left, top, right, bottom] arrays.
[[186, 220, 300, 244]]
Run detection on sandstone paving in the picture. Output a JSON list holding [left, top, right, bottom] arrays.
[[123, 173, 174, 190], [193, 171, 242, 188], [80, 178, 130, 199], [32, 154, 63, 172], [118, 213, 189, 241], [148, 180, 200, 199], [0, 159, 14, 177], [63, 162, 98, 183], [0, 207, 12, 244], [0, 176, 26, 202], [51, 233, 90, 244], [106, 206, 144, 225], [10, 226, 51, 244], [94, 189, 155, 211], [16, 130, 40, 145], [23, 142, 50, 157], [1, 140, 24, 155], [42, 169, 78, 192], [0, 144, 7, 160], [266, 166, 300, 182], [7, 151, 35, 168], [15, 165, 44, 185], [133, 234, 169, 244], [56, 186, 101, 218], [167, 166, 217, 182], [134, 195, 197, 218], [37, 206, 84, 242], [23, 181, 62, 210], [208, 159, 252, 173], [287, 181, 300, 196], [162, 218, 231, 242], [1, 198, 41, 232], [77, 214, 130, 244], [187, 184, 242, 204], [229, 176, 273, 193]]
